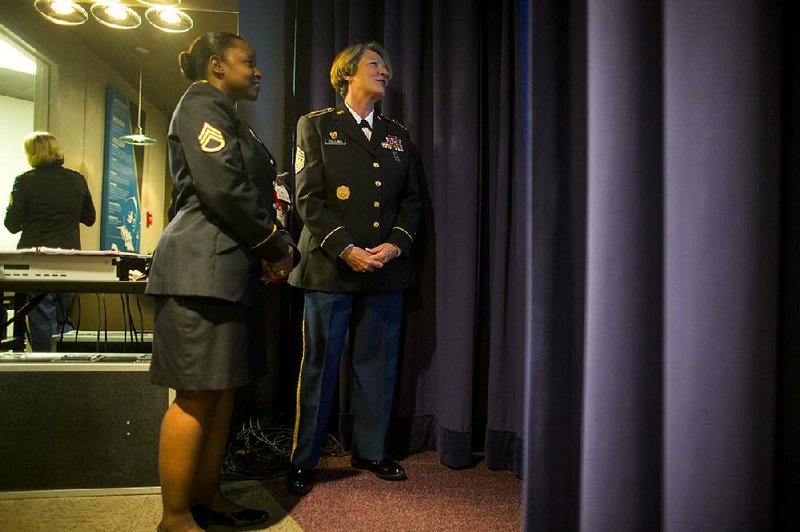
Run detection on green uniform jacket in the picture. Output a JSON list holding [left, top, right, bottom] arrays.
[[288, 105, 422, 293]]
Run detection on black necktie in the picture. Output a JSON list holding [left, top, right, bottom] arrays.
[[359, 119, 372, 140]]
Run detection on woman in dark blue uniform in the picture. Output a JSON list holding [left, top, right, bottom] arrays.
[[286, 42, 422, 495], [146, 32, 296, 531]]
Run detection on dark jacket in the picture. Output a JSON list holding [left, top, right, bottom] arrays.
[[146, 81, 296, 306], [288, 105, 422, 292], [4, 164, 95, 249]]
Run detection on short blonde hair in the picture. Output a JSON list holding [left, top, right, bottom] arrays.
[[330, 42, 393, 99], [23, 131, 64, 168]]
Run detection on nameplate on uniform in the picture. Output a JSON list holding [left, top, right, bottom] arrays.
[[324, 131, 346, 146], [381, 135, 404, 152]]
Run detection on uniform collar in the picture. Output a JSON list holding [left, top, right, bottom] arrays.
[[343, 100, 374, 129]]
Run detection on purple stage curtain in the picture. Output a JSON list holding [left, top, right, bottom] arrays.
[[288, 0, 527, 473], [241, 0, 799, 527], [523, 0, 800, 529]]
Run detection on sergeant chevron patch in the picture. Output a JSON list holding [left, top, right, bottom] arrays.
[[198, 122, 225, 153], [295, 146, 306, 173]]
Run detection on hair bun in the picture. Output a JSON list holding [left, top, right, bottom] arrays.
[[178, 51, 196, 81]]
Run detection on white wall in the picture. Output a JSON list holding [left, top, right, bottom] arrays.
[[0, 94, 34, 250]]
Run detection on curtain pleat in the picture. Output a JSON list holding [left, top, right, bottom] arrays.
[[524, 0, 796, 529], [581, 1, 664, 529]]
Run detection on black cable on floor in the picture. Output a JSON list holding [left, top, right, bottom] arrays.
[[221, 418, 347, 480]]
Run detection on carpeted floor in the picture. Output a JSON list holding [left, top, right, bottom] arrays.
[[0, 452, 521, 531], [268, 452, 522, 531]]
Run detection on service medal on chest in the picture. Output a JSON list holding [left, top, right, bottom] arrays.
[[381, 134, 404, 152]]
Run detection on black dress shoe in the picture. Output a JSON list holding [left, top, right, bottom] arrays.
[[286, 467, 313, 495], [350, 456, 407, 481], [189, 502, 269, 529]]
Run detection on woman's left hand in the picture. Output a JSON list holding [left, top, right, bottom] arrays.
[[365, 243, 401, 265], [261, 248, 293, 283]]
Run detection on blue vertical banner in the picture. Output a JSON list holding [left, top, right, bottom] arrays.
[[101, 85, 141, 252]]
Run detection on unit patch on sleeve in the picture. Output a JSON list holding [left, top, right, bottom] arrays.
[[295, 146, 306, 174], [198, 122, 226, 153]]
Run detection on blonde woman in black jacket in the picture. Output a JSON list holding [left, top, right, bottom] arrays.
[[4, 131, 95, 351]]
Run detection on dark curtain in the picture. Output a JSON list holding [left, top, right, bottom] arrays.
[[524, 0, 585, 528], [524, 0, 800, 529], [287, 0, 526, 472], [245, 0, 800, 527]]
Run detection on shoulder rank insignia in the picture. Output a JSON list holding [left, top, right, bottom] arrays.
[[295, 146, 306, 174], [198, 122, 225, 153], [307, 107, 334, 118], [379, 115, 408, 131]]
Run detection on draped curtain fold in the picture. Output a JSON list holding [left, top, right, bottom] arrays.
[[524, 0, 799, 529], [244, 0, 800, 527]]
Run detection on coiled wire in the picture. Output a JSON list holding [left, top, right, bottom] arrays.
[[222, 417, 348, 480]]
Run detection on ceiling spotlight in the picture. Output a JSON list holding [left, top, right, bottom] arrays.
[[91, 1, 142, 30], [34, 0, 88, 26], [145, 6, 193, 33], [137, 0, 182, 6]]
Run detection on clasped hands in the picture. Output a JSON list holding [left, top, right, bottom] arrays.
[[342, 243, 400, 273], [260, 246, 294, 283]]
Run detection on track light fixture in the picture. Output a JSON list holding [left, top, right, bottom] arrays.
[[145, 6, 193, 33], [32, 1, 194, 33], [34, 0, 89, 26], [91, 1, 141, 30]]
